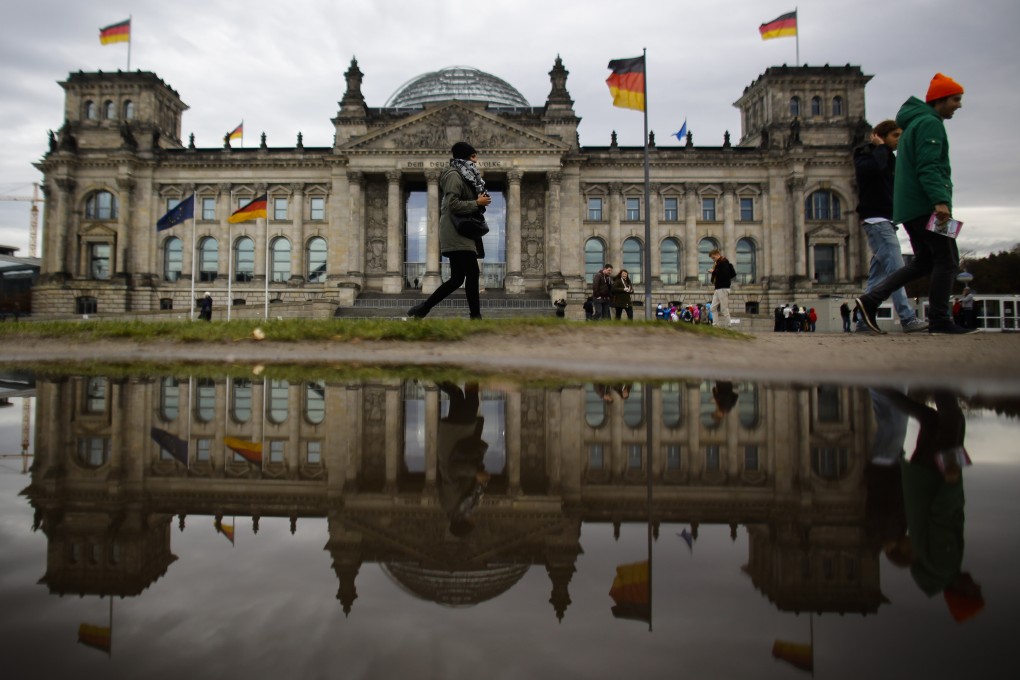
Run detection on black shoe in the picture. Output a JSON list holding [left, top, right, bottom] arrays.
[[854, 297, 885, 334], [406, 302, 427, 319], [928, 323, 980, 335]]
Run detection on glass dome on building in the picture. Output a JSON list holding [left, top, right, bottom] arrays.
[[384, 65, 530, 108]]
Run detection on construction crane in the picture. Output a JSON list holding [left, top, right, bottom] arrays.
[[0, 183, 43, 258]]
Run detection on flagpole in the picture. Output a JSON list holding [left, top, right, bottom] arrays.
[[186, 375, 193, 471], [126, 15, 131, 71], [108, 596, 114, 658], [263, 214, 270, 319], [641, 47, 652, 320], [645, 382, 654, 632], [189, 213, 197, 321], [795, 8, 800, 66], [227, 218, 233, 321]]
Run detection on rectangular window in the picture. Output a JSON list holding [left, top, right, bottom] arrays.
[[269, 440, 285, 464], [739, 197, 754, 221], [817, 386, 841, 422], [627, 444, 643, 469], [273, 198, 288, 221], [588, 444, 604, 470], [89, 243, 111, 280], [665, 445, 681, 470], [166, 198, 181, 213], [814, 245, 836, 284], [705, 445, 720, 471], [197, 439, 211, 462], [310, 197, 325, 221], [744, 445, 759, 471], [626, 197, 641, 221], [202, 197, 216, 221], [587, 197, 603, 221], [307, 441, 322, 465], [702, 197, 717, 221], [663, 197, 679, 222]]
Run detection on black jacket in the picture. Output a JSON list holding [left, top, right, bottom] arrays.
[[710, 258, 736, 290], [854, 143, 896, 221]]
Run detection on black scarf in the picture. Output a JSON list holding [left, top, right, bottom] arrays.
[[450, 158, 486, 196]]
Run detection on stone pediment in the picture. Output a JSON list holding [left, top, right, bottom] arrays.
[[342, 102, 569, 154], [806, 224, 848, 240]]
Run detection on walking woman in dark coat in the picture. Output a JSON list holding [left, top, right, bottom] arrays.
[[611, 269, 634, 320]]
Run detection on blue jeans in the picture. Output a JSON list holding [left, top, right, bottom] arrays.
[[863, 220, 917, 325]]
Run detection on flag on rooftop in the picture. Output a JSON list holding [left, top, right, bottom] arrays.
[[150, 426, 189, 465], [156, 195, 194, 232], [78, 623, 111, 655], [99, 19, 131, 45], [224, 436, 263, 464], [228, 195, 267, 224], [228, 122, 243, 142], [606, 56, 645, 112], [673, 119, 688, 144], [760, 11, 797, 40]]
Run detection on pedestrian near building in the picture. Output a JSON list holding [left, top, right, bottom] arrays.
[[611, 269, 635, 320], [198, 292, 213, 321], [856, 73, 977, 335], [407, 142, 490, 320], [960, 287, 976, 329], [854, 120, 928, 333], [592, 264, 614, 321], [840, 301, 852, 332], [708, 249, 735, 328]]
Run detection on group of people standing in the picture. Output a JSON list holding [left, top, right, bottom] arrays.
[[587, 264, 636, 320], [774, 304, 817, 332]]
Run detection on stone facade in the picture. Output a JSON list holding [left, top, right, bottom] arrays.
[[33, 60, 875, 318]]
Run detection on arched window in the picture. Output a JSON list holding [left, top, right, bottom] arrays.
[[735, 238, 756, 284], [85, 190, 118, 220], [103, 101, 116, 119], [805, 191, 842, 220], [159, 377, 179, 421], [698, 237, 720, 285], [660, 237, 681, 284], [231, 378, 252, 423], [832, 96, 844, 116], [584, 384, 606, 428], [270, 237, 291, 282], [737, 382, 760, 428], [198, 237, 218, 282], [811, 96, 822, 116], [267, 380, 289, 424], [163, 237, 183, 281], [661, 383, 682, 427], [122, 100, 134, 119], [85, 100, 97, 120], [584, 237, 605, 284], [234, 237, 254, 282], [307, 237, 327, 282], [305, 381, 326, 424], [622, 237, 643, 284], [623, 384, 643, 428], [789, 96, 800, 117], [194, 379, 215, 423]]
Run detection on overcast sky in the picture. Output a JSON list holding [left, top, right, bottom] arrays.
[[1, 0, 1017, 259]]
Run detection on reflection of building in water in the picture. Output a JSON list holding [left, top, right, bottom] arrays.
[[24, 376, 880, 617]]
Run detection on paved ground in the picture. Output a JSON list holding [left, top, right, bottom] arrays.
[[3, 327, 1018, 393]]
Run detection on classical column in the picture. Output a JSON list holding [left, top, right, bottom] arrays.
[[291, 183, 305, 281], [384, 387, 400, 493], [424, 386, 439, 490], [346, 171, 364, 276], [722, 183, 736, 258], [38, 182, 53, 272], [505, 169, 524, 293], [807, 241, 816, 282], [760, 186, 772, 283], [506, 392, 521, 496], [649, 183, 661, 282], [545, 171, 563, 280], [54, 178, 75, 275], [608, 182, 622, 269], [422, 170, 442, 293], [837, 242, 847, 282], [115, 176, 136, 276], [684, 183, 699, 285], [385, 170, 403, 292], [788, 176, 806, 279], [253, 183, 268, 289]]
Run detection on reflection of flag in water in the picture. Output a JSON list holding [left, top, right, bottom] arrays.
[[78, 623, 111, 654], [150, 426, 188, 466], [224, 436, 262, 464], [678, 528, 693, 553], [609, 560, 650, 623], [216, 520, 235, 545], [772, 639, 813, 673]]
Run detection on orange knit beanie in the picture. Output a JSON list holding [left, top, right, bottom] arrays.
[[926, 73, 964, 103]]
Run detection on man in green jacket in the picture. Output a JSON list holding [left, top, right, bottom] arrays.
[[856, 73, 977, 335]]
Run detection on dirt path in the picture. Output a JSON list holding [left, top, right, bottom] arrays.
[[3, 327, 1018, 393]]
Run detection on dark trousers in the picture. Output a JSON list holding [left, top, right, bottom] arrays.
[[615, 306, 633, 320], [422, 251, 481, 318], [861, 215, 959, 325]]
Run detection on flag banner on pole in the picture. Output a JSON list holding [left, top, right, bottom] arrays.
[[677, 528, 693, 552], [228, 122, 243, 142], [215, 520, 235, 544], [99, 19, 131, 45], [772, 639, 813, 672], [224, 436, 263, 464], [609, 560, 651, 622], [606, 56, 645, 111], [759, 11, 797, 40], [150, 426, 189, 466], [156, 195, 194, 231], [673, 119, 688, 143], [228, 195, 267, 224], [78, 623, 112, 654]]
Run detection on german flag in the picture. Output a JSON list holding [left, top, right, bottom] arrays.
[[78, 623, 111, 654], [606, 56, 645, 112], [225, 436, 263, 464], [99, 18, 131, 45], [215, 519, 236, 545], [228, 195, 267, 224], [759, 11, 797, 40], [228, 122, 243, 142]]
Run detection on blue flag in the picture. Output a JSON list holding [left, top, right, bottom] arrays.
[[156, 194, 194, 231], [673, 119, 688, 144], [150, 426, 189, 466], [677, 528, 693, 553]]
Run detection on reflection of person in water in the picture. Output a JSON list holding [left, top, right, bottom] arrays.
[[865, 389, 911, 566], [437, 382, 490, 538], [711, 381, 738, 423], [876, 388, 984, 622]]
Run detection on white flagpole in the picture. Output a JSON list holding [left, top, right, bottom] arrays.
[[642, 47, 652, 320], [186, 376, 193, 471], [227, 217, 233, 321], [189, 211, 197, 321], [795, 7, 800, 66], [126, 15, 132, 71], [264, 213, 270, 319]]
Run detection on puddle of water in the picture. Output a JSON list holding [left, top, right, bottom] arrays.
[[1, 370, 1018, 679]]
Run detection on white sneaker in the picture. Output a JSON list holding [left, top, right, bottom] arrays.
[[902, 318, 929, 333]]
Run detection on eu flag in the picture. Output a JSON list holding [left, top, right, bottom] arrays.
[[156, 194, 194, 231], [150, 426, 189, 466]]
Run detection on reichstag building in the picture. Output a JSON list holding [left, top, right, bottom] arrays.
[[33, 58, 872, 317]]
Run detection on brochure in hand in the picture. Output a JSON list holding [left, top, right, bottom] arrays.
[[926, 212, 964, 238]]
